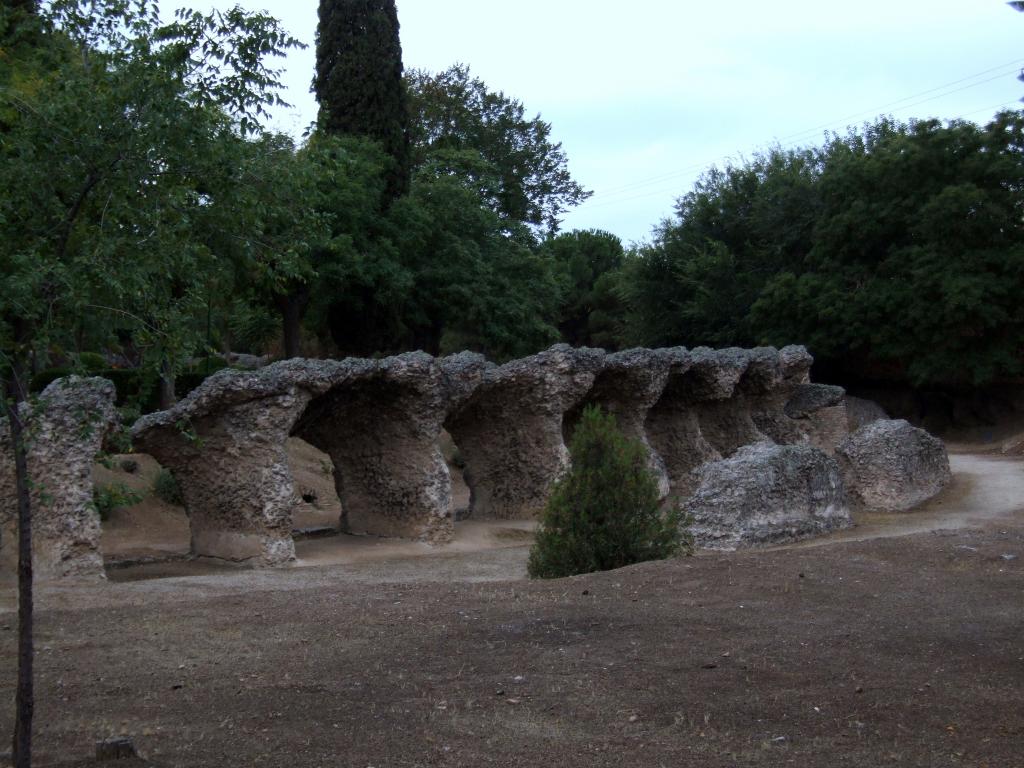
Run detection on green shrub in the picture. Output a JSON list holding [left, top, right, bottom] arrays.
[[100, 368, 141, 403], [77, 352, 108, 373], [175, 357, 231, 399], [527, 406, 686, 579], [153, 469, 184, 507], [30, 367, 73, 393], [92, 482, 143, 521]]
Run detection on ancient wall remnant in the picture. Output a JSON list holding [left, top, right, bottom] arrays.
[[0, 377, 118, 579], [5, 344, 953, 576], [684, 442, 852, 549], [784, 383, 849, 454], [445, 345, 605, 520], [564, 348, 672, 497], [836, 419, 952, 512], [845, 396, 889, 432], [132, 359, 368, 566], [645, 347, 795, 499], [294, 352, 489, 543], [750, 345, 814, 444]]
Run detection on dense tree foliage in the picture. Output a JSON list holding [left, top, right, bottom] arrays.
[[0, 2, 302, 763], [406, 64, 591, 233], [315, 0, 410, 202], [620, 114, 1024, 388], [542, 230, 627, 348], [385, 164, 562, 359], [234, 134, 390, 358]]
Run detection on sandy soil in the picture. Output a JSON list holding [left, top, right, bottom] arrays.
[[93, 455, 190, 562], [3, 450, 1022, 766]]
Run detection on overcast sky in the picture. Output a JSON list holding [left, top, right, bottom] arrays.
[[240, 0, 1022, 244]]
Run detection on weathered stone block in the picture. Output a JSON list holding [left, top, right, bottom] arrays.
[[836, 419, 951, 512], [684, 442, 852, 550]]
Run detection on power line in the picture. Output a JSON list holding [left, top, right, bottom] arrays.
[[571, 98, 1022, 215], [773, 59, 1024, 145], [578, 58, 1024, 206]]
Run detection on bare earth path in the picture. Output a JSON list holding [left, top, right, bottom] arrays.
[[0, 451, 1022, 766]]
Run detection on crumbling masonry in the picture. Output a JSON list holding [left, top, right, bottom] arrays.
[[0, 344, 950, 577]]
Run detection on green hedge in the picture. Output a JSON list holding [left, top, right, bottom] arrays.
[[30, 356, 233, 412]]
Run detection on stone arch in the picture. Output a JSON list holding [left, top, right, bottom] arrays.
[[690, 348, 764, 457], [445, 345, 605, 520], [750, 345, 815, 444], [292, 352, 456, 544], [131, 360, 360, 566], [562, 348, 672, 498], [644, 348, 720, 499]]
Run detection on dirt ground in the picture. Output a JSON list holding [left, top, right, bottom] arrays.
[[2, 449, 1023, 767]]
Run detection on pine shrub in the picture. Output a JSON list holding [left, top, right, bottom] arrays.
[[528, 406, 685, 579]]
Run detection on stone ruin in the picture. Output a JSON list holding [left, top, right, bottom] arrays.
[[0, 377, 119, 579], [0, 344, 953, 578]]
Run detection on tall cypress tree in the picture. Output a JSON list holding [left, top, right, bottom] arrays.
[[315, 0, 410, 202]]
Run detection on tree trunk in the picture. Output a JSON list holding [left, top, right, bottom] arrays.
[[3, 352, 33, 768], [158, 359, 176, 412], [276, 286, 311, 360]]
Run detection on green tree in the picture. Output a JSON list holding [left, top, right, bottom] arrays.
[[0, 2, 300, 763], [384, 157, 562, 359], [620, 146, 820, 349], [230, 133, 389, 358], [314, 0, 410, 203], [528, 406, 684, 579], [543, 229, 627, 348], [406, 64, 592, 233], [752, 114, 1024, 386], [623, 113, 1024, 388]]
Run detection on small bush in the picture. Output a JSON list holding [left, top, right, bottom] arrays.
[[92, 483, 143, 521], [175, 357, 231, 399], [30, 367, 73, 393], [77, 352, 108, 373], [528, 406, 685, 579], [153, 469, 184, 507]]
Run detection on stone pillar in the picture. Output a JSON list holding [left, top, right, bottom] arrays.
[[132, 361, 358, 566], [784, 383, 850, 454], [295, 352, 489, 544], [0, 377, 118, 579], [750, 345, 814, 444], [564, 348, 672, 498], [692, 348, 768, 457], [446, 345, 605, 520], [645, 348, 725, 499]]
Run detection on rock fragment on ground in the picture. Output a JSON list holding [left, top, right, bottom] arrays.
[[835, 419, 952, 512], [683, 442, 852, 550]]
